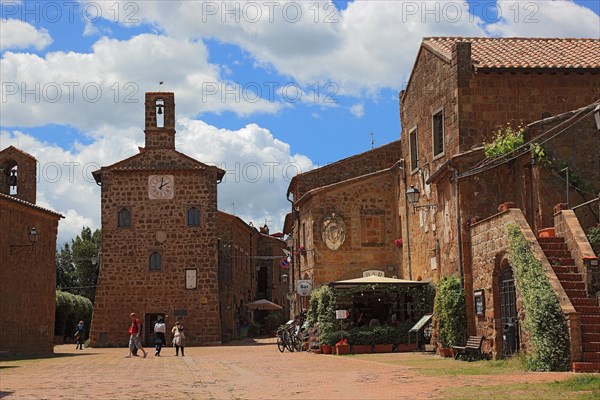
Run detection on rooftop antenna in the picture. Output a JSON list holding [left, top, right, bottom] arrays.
[[158, 81, 164, 91], [370, 132, 374, 149]]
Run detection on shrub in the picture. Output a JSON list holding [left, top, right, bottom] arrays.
[[319, 330, 345, 346], [434, 275, 466, 348], [508, 225, 570, 371], [484, 125, 525, 159], [587, 227, 600, 257], [55, 290, 93, 338], [371, 325, 396, 345]]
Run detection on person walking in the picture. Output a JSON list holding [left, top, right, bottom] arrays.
[[153, 316, 166, 357], [74, 320, 85, 350], [172, 321, 185, 356], [126, 313, 147, 358]]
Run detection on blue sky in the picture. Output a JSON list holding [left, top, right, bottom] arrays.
[[1, 0, 599, 244]]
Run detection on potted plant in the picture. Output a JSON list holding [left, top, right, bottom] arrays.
[[319, 331, 338, 354], [350, 327, 372, 354], [434, 276, 467, 357], [372, 325, 394, 353], [335, 338, 350, 355]]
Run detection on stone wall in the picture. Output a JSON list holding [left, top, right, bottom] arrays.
[[256, 234, 288, 317], [295, 170, 402, 289], [0, 146, 37, 204], [470, 209, 581, 360], [0, 195, 61, 356], [216, 211, 258, 342], [289, 140, 401, 201], [90, 165, 222, 346]]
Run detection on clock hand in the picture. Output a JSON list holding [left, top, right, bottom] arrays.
[[159, 178, 167, 190]]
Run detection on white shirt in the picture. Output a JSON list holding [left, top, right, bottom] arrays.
[[154, 322, 166, 333]]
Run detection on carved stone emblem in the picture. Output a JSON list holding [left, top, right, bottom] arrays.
[[321, 213, 346, 250]]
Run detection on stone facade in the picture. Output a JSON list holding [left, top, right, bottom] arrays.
[[288, 166, 403, 312], [1, 145, 37, 204], [0, 147, 62, 356], [90, 93, 225, 346], [256, 233, 288, 317], [470, 209, 581, 361], [399, 39, 600, 287]]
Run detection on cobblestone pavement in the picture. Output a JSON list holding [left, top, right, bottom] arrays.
[[0, 339, 572, 400]]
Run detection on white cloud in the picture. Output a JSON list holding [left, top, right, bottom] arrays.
[[1, 119, 313, 244], [350, 103, 364, 118], [0, 19, 53, 51], [1, 34, 283, 130], [486, 0, 600, 37]]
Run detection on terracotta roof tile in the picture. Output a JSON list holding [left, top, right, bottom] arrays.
[[0, 192, 64, 218], [423, 37, 600, 69]]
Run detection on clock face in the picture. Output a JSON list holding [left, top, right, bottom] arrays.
[[148, 175, 175, 199]]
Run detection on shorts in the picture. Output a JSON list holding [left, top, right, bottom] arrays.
[[129, 335, 142, 350]]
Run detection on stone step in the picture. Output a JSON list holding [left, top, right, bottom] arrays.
[[556, 273, 584, 282], [538, 237, 565, 243], [583, 332, 600, 342], [583, 351, 600, 361], [552, 265, 579, 274], [582, 315, 600, 325], [576, 306, 600, 315], [571, 298, 600, 307], [543, 249, 572, 258], [581, 324, 600, 333], [565, 289, 587, 298], [547, 257, 575, 266], [539, 242, 569, 251], [572, 361, 600, 373], [583, 342, 600, 351], [560, 281, 586, 290]]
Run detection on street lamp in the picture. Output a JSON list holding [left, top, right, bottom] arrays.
[[9, 227, 38, 254], [406, 185, 437, 213]]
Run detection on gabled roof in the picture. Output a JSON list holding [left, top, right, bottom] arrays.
[[0, 145, 37, 161], [423, 37, 600, 69], [0, 192, 64, 219], [93, 149, 225, 184]]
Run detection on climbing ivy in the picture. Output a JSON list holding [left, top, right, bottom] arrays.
[[484, 125, 525, 159], [433, 275, 467, 348], [507, 225, 571, 371]]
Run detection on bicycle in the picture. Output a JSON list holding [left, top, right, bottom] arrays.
[[276, 324, 302, 353]]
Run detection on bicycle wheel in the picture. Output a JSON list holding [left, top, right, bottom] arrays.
[[291, 335, 303, 352], [284, 332, 295, 352], [277, 334, 286, 353]]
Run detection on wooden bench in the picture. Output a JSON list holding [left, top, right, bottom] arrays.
[[452, 336, 484, 361]]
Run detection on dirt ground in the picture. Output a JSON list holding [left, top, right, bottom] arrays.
[[0, 339, 576, 400]]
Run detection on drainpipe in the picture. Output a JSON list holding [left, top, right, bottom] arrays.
[[449, 166, 464, 287]]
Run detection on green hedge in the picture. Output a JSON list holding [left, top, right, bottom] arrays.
[[508, 225, 570, 371], [55, 290, 93, 338], [434, 275, 466, 348]]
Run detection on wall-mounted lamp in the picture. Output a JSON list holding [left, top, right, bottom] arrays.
[[406, 185, 437, 213], [594, 104, 600, 131], [281, 274, 288, 283], [10, 227, 38, 254]]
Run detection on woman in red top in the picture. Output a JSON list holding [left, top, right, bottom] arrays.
[[125, 312, 147, 358]]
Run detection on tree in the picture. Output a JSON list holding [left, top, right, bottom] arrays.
[[55, 227, 101, 303]]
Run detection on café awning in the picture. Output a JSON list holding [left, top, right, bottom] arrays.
[[328, 275, 428, 289]]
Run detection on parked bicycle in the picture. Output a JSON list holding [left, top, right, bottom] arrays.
[[276, 323, 302, 353]]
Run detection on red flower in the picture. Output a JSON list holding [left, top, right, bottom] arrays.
[[335, 338, 348, 346]]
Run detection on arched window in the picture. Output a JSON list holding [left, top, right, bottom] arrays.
[[149, 252, 162, 271], [187, 207, 200, 226], [117, 208, 131, 227]]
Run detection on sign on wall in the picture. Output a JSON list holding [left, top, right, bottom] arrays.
[[297, 280, 313, 297], [363, 270, 384, 277]]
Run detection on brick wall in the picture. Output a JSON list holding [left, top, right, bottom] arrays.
[[0, 196, 60, 356], [0, 146, 37, 204], [289, 140, 402, 201]]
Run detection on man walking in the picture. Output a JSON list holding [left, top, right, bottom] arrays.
[[126, 313, 147, 358]]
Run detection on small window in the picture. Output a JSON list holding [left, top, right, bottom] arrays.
[[432, 109, 444, 157], [118, 208, 131, 227], [187, 207, 200, 226], [149, 252, 162, 271], [409, 127, 418, 171]]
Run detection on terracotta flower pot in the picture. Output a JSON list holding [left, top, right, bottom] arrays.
[[336, 344, 350, 355], [438, 347, 453, 358], [374, 344, 393, 353], [352, 345, 372, 354], [397, 343, 417, 352], [320, 344, 332, 354]]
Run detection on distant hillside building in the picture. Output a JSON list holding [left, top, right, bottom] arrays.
[[1, 146, 63, 356]]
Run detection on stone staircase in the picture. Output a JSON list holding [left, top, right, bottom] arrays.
[[538, 237, 600, 373]]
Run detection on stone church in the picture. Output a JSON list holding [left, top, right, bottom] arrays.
[[89, 92, 225, 346]]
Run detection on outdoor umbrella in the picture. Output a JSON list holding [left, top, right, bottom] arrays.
[[245, 299, 283, 310]]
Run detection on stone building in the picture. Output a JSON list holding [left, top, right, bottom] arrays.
[[398, 37, 600, 369], [285, 141, 403, 311], [256, 231, 288, 318], [1, 146, 63, 356], [399, 37, 600, 285], [89, 92, 225, 346]]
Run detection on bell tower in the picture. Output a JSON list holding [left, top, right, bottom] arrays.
[[144, 92, 176, 149], [0, 146, 37, 204]]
